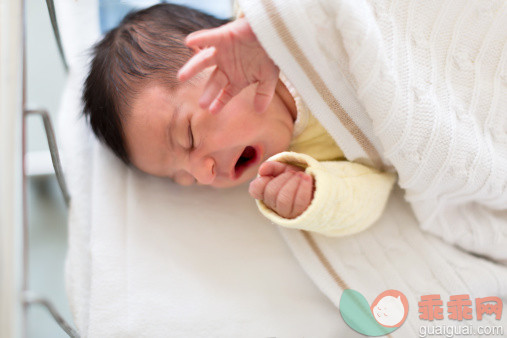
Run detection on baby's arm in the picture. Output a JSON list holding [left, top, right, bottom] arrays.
[[249, 152, 397, 237]]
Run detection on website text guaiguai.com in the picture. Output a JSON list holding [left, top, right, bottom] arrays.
[[419, 324, 504, 337]]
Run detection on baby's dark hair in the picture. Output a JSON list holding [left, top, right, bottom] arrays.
[[82, 4, 228, 164]]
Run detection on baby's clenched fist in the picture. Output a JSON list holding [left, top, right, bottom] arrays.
[[249, 161, 314, 219]]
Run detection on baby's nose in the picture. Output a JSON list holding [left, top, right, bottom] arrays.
[[193, 157, 216, 185]]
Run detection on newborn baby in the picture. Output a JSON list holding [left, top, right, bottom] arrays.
[[83, 4, 395, 236]]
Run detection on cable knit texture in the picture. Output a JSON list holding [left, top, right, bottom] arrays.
[[255, 84, 396, 236], [239, 0, 507, 262]]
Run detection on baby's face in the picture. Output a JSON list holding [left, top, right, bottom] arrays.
[[123, 76, 295, 188]]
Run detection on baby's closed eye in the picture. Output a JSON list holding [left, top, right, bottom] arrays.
[[187, 119, 194, 150]]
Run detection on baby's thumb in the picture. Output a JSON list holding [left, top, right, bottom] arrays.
[[248, 176, 271, 200]]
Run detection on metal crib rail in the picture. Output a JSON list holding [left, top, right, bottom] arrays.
[[23, 108, 77, 337], [23, 292, 79, 338], [20, 0, 79, 331], [17, 0, 77, 337], [24, 109, 71, 207], [45, 0, 68, 71], [1, 0, 76, 335]]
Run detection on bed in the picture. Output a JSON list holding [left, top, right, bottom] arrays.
[[56, 0, 507, 336]]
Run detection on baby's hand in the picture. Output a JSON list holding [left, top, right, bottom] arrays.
[[177, 17, 279, 114], [249, 161, 314, 219]]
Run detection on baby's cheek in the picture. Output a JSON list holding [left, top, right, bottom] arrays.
[[173, 171, 196, 186]]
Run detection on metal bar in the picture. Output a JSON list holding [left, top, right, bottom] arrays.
[[45, 0, 68, 71], [0, 0, 25, 336], [22, 111, 76, 337], [23, 292, 80, 338], [24, 109, 71, 207], [21, 2, 75, 337]]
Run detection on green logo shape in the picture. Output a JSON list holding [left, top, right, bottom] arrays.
[[339, 289, 408, 336]]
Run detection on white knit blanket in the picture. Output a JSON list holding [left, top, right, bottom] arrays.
[[239, 0, 507, 263]]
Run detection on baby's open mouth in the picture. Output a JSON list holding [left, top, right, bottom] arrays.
[[234, 146, 258, 179]]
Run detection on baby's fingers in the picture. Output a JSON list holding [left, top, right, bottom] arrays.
[[185, 26, 226, 49], [178, 47, 217, 82], [199, 67, 228, 110], [253, 71, 279, 114], [274, 172, 302, 218], [291, 173, 314, 218], [209, 81, 244, 114], [249, 176, 273, 200], [263, 171, 295, 210]]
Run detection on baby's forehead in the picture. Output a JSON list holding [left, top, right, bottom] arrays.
[[128, 84, 177, 115]]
